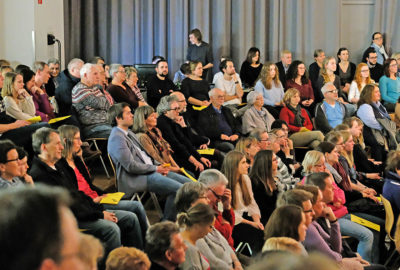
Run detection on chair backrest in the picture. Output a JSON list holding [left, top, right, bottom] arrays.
[[381, 195, 395, 240], [107, 153, 117, 189]]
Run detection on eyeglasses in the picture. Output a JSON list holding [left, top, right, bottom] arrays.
[[327, 90, 338, 94], [303, 209, 314, 213], [5, 158, 19, 163], [390, 63, 398, 67], [169, 107, 180, 112], [360, 69, 369, 73], [208, 188, 223, 201]]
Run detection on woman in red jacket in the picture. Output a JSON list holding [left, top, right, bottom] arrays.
[[279, 88, 324, 149]]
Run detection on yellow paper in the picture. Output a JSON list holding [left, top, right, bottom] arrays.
[[350, 214, 380, 231], [100, 192, 125, 205], [192, 105, 207, 111], [27, 116, 41, 123], [197, 148, 215, 155], [48, 115, 71, 124], [180, 168, 197, 182]]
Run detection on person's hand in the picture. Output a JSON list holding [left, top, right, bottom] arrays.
[[193, 160, 204, 172], [364, 188, 377, 196], [322, 206, 336, 222], [230, 134, 239, 141], [23, 174, 34, 185], [201, 100, 210, 106], [366, 173, 381, 180], [251, 221, 264, 230], [18, 88, 30, 98], [343, 83, 350, 93], [75, 147, 83, 157], [301, 100, 309, 106], [308, 99, 314, 105], [200, 157, 211, 168], [103, 211, 118, 223], [222, 188, 232, 210], [156, 165, 170, 175], [30, 86, 44, 95], [199, 144, 208, 149], [281, 140, 290, 156], [138, 101, 147, 107], [13, 120, 30, 128], [221, 134, 230, 141], [293, 163, 301, 170], [355, 253, 370, 266], [93, 195, 107, 203], [174, 116, 186, 128]]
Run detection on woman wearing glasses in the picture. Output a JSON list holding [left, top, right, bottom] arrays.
[[348, 63, 374, 104], [378, 58, 400, 112]]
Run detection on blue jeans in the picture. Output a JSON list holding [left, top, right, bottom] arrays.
[[103, 200, 148, 239], [78, 209, 143, 253], [147, 171, 191, 221], [339, 214, 374, 262]]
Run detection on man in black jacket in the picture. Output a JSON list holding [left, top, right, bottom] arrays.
[[275, 50, 292, 89], [196, 88, 241, 152], [55, 58, 84, 117], [29, 127, 143, 255]]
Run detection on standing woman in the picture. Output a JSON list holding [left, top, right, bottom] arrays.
[[334, 48, 356, 94], [249, 150, 279, 225], [348, 63, 374, 104], [254, 62, 284, 119], [315, 57, 342, 103], [2, 72, 36, 120], [221, 150, 264, 255], [177, 203, 215, 270], [279, 88, 324, 149], [240, 47, 263, 88], [379, 58, 400, 112], [285, 60, 315, 115], [187, 29, 213, 81], [180, 61, 210, 107]]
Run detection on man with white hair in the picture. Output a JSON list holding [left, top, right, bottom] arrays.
[[72, 63, 114, 139], [314, 82, 348, 134], [55, 58, 84, 116], [196, 88, 241, 152]]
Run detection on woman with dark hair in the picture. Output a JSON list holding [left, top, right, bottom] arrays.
[[249, 150, 278, 225], [221, 150, 264, 254], [20, 69, 54, 122], [132, 105, 181, 173], [187, 29, 213, 81], [356, 84, 396, 162], [240, 47, 263, 87], [177, 203, 215, 270], [379, 58, 400, 112], [254, 62, 284, 119], [334, 48, 356, 94], [285, 60, 314, 114], [264, 205, 307, 247]]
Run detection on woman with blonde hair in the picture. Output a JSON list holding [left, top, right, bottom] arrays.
[[235, 137, 260, 166], [315, 57, 341, 103], [221, 150, 264, 254], [262, 237, 302, 254], [348, 63, 374, 104], [124, 66, 147, 107], [254, 62, 284, 118], [279, 88, 324, 149], [106, 247, 151, 270], [2, 72, 36, 120], [177, 203, 215, 270], [79, 234, 104, 270]]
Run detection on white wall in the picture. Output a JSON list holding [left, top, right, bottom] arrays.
[[0, 0, 64, 69]]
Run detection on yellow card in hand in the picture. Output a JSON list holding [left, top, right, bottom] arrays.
[[100, 192, 125, 205], [192, 105, 207, 111], [48, 115, 71, 124], [27, 116, 41, 123], [197, 148, 215, 155], [180, 168, 197, 182]]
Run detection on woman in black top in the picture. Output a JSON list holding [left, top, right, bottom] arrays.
[[180, 61, 211, 107], [240, 47, 263, 88], [249, 150, 279, 225], [334, 48, 356, 95]]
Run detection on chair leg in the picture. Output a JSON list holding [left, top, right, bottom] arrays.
[[384, 248, 399, 267], [92, 140, 110, 179], [150, 192, 163, 219], [130, 192, 151, 226]]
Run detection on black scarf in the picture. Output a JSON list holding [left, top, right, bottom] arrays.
[[287, 104, 305, 127]]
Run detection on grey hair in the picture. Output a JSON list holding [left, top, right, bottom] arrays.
[[208, 88, 223, 98], [48, 58, 60, 66], [174, 182, 207, 213], [249, 128, 268, 141], [156, 95, 178, 115], [67, 58, 84, 72], [32, 127, 59, 154], [246, 91, 262, 105], [79, 63, 96, 78], [198, 169, 228, 187], [321, 82, 335, 96], [125, 66, 137, 78], [32, 61, 47, 72], [109, 64, 123, 79], [268, 133, 278, 143]]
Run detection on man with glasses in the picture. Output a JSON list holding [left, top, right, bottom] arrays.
[[315, 82, 348, 134], [370, 32, 389, 65], [363, 47, 384, 82], [146, 60, 177, 108], [197, 88, 241, 153]]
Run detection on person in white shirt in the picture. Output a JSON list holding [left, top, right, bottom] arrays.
[[214, 59, 244, 108]]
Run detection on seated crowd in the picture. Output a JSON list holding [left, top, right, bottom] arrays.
[[2, 29, 400, 270]]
